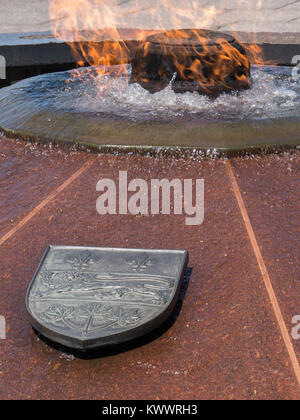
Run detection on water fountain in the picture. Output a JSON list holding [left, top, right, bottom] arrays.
[[0, 29, 299, 155]]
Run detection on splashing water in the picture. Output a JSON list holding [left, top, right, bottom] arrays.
[[48, 64, 300, 123]]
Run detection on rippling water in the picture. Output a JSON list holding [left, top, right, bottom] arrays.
[[47, 64, 300, 122]]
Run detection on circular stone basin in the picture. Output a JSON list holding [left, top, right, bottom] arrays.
[[130, 29, 251, 95], [0, 64, 299, 154]]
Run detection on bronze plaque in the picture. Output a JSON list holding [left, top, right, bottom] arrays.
[[26, 246, 188, 350]]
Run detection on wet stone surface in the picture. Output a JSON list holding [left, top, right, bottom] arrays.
[[0, 137, 299, 399], [0, 135, 91, 237], [231, 152, 300, 363]]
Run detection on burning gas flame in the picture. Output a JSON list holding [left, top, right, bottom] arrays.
[[129, 28, 252, 95], [49, 1, 264, 94]]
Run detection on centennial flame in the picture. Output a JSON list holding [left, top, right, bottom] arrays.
[[49, 0, 264, 94], [129, 28, 252, 95]]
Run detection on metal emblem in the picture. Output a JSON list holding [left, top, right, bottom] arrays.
[[26, 246, 188, 350]]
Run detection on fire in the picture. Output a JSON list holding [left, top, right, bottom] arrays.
[[49, 0, 132, 81], [49, 0, 264, 95], [129, 29, 252, 95]]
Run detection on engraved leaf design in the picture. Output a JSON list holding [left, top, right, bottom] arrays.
[[125, 253, 158, 272], [41, 304, 75, 326], [78, 303, 105, 336], [65, 251, 102, 271], [113, 308, 143, 327], [93, 306, 141, 326], [39, 302, 144, 336], [78, 303, 104, 318]]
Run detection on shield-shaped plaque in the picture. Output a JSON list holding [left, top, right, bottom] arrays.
[[26, 246, 188, 350]]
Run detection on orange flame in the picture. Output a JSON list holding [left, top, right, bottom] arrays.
[[49, 1, 264, 93]]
